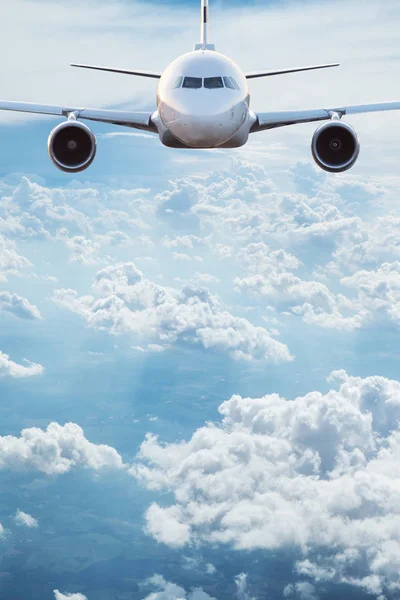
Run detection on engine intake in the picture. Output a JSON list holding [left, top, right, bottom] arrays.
[[48, 121, 96, 172], [311, 121, 360, 173]]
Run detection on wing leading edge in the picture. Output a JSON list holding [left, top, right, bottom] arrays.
[[71, 64, 162, 79], [251, 101, 400, 132], [0, 101, 156, 132], [245, 63, 339, 79]]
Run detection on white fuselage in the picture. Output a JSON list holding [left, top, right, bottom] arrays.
[[152, 50, 257, 149]]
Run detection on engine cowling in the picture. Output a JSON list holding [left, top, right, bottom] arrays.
[[311, 121, 360, 173], [47, 121, 96, 173]]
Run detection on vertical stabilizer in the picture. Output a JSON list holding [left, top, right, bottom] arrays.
[[201, 0, 208, 47], [194, 0, 215, 50]]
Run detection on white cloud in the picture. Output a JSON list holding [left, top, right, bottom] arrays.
[[143, 574, 216, 600], [0, 234, 32, 281], [132, 371, 400, 597], [0, 422, 124, 475], [341, 261, 400, 326], [14, 509, 39, 528], [236, 243, 302, 275], [53, 262, 292, 363], [235, 574, 256, 600], [57, 231, 102, 266], [284, 582, 318, 600], [235, 272, 362, 331], [0, 351, 44, 378], [53, 591, 88, 600], [0, 291, 42, 320], [182, 556, 217, 575]]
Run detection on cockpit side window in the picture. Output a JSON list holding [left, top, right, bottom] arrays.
[[172, 76, 183, 89], [223, 76, 235, 90], [228, 76, 240, 90], [204, 76, 224, 89], [182, 77, 202, 89]]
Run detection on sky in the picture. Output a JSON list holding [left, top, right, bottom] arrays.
[[1, 0, 400, 599]]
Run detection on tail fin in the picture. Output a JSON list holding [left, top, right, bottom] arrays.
[[194, 0, 215, 50]]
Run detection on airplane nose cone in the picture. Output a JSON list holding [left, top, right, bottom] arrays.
[[174, 114, 233, 146], [167, 111, 243, 148]]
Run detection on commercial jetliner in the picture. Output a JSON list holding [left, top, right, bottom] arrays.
[[2, 0, 400, 173]]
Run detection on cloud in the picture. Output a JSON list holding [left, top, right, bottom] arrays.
[[132, 371, 400, 597], [0, 235, 32, 281], [235, 574, 256, 600], [0, 422, 124, 475], [236, 243, 302, 275], [341, 261, 400, 326], [182, 556, 217, 575], [284, 582, 318, 600], [14, 509, 38, 528], [0, 351, 44, 378], [53, 262, 292, 363], [0, 291, 42, 320], [143, 574, 216, 600], [53, 592, 88, 600], [235, 271, 362, 331]]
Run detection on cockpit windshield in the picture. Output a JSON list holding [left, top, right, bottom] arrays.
[[182, 77, 202, 89], [204, 77, 224, 89], [172, 76, 240, 90]]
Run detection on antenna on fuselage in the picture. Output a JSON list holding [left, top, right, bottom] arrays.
[[194, 0, 215, 51]]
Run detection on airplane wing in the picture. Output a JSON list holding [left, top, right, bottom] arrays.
[[71, 64, 162, 79], [0, 101, 156, 132], [251, 101, 400, 132], [245, 63, 339, 79]]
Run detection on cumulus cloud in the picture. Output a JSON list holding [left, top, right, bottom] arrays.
[[0, 422, 124, 475], [143, 574, 216, 600], [53, 262, 292, 363], [236, 243, 301, 275], [0, 351, 44, 378], [0, 291, 41, 320], [341, 261, 400, 326], [3, 160, 397, 337], [284, 582, 318, 600], [132, 371, 400, 597], [53, 591, 88, 600], [0, 177, 146, 267], [0, 234, 32, 281], [235, 271, 363, 331], [14, 509, 38, 528]]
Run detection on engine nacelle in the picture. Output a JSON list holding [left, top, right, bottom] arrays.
[[311, 120, 360, 173], [48, 121, 96, 173]]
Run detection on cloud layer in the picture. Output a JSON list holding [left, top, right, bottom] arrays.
[[53, 262, 292, 362], [132, 371, 400, 598]]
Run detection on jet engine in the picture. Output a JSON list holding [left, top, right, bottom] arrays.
[[47, 121, 96, 172], [311, 120, 360, 172]]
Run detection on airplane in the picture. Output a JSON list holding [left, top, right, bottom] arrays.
[[1, 0, 400, 174]]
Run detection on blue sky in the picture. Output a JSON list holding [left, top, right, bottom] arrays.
[[1, 1, 400, 599]]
